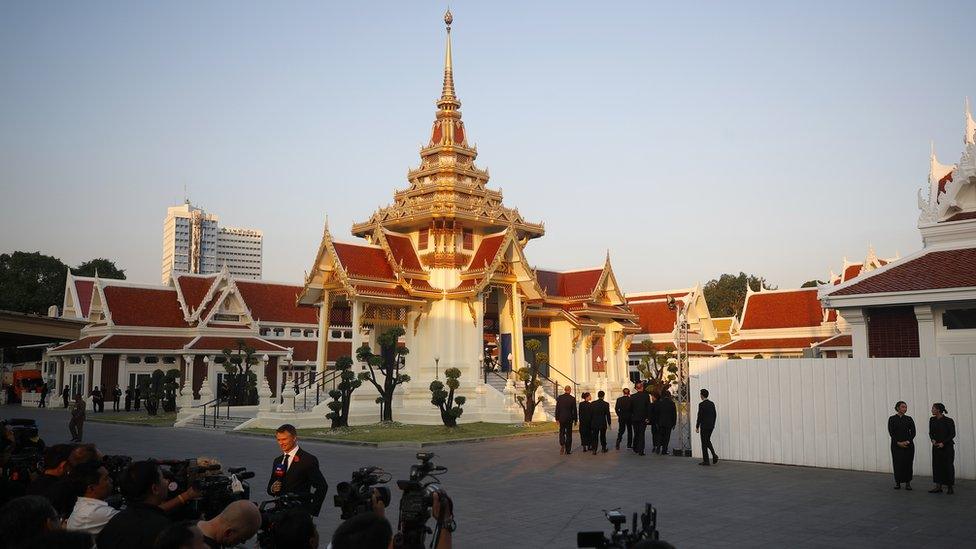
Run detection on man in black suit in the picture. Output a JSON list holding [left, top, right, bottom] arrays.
[[554, 386, 577, 455], [267, 424, 328, 515], [649, 392, 660, 454], [657, 390, 677, 456], [630, 381, 650, 455], [696, 388, 718, 466], [614, 388, 633, 450], [590, 391, 612, 454]]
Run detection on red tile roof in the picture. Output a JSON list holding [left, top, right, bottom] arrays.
[[455, 278, 480, 290], [384, 232, 424, 272], [843, 264, 863, 282], [353, 285, 412, 298], [333, 242, 396, 280], [813, 334, 852, 349], [52, 336, 104, 352], [740, 289, 825, 330], [830, 248, 976, 296], [176, 275, 217, 314], [647, 341, 715, 354], [944, 211, 976, 222], [468, 234, 506, 270], [188, 337, 289, 353], [537, 268, 603, 298], [629, 301, 681, 334], [97, 335, 194, 350], [719, 336, 827, 352], [74, 280, 94, 318], [103, 286, 188, 327], [236, 281, 318, 324]]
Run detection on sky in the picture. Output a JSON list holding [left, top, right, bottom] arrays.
[[2, 1, 975, 292]]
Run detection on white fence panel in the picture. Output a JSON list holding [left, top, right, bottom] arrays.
[[689, 357, 976, 480]]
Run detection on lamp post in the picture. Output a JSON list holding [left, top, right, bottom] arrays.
[[666, 296, 691, 456], [434, 355, 440, 380]]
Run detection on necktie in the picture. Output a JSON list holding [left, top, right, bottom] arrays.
[[282, 454, 290, 471]]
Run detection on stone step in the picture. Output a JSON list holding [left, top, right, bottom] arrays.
[[178, 415, 251, 431]]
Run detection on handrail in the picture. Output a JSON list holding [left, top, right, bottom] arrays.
[[537, 363, 579, 401], [191, 395, 229, 428], [291, 369, 342, 410]]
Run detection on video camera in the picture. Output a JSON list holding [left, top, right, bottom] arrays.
[[256, 493, 312, 549], [577, 503, 660, 548], [333, 466, 392, 520], [395, 452, 452, 549], [0, 419, 44, 485], [159, 459, 254, 520]]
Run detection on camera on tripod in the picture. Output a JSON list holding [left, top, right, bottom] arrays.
[[256, 493, 312, 549], [395, 452, 452, 549], [333, 466, 392, 520], [577, 503, 660, 548]]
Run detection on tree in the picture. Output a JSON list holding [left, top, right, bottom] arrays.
[[635, 340, 677, 395], [356, 326, 411, 423], [800, 279, 825, 288], [514, 339, 546, 422], [220, 340, 259, 406], [326, 356, 361, 429], [702, 272, 776, 318], [430, 367, 466, 427], [161, 369, 181, 412], [140, 369, 167, 416], [73, 258, 126, 280], [0, 251, 68, 315]]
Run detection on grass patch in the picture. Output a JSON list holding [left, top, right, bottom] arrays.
[[244, 421, 558, 443], [86, 411, 177, 427]]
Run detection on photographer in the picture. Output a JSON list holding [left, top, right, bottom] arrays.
[[26, 443, 72, 497], [196, 499, 261, 548], [97, 460, 173, 549], [330, 490, 453, 549], [65, 461, 118, 534]]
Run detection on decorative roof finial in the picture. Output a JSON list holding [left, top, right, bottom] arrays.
[[438, 9, 459, 110], [966, 97, 976, 146]]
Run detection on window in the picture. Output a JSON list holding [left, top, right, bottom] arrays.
[[290, 329, 302, 337], [344, 330, 352, 339], [331, 330, 342, 339], [943, 308, 976, 330], [419, 228, 429, 249], [303, 329, 315, 338], [260, 328, 270, 336], [462, 228, 473, 249], [273, 328, 284, 337], [144, 356, 159, 364], [163, 357, 176, 364], [127, 356, 141, 364]]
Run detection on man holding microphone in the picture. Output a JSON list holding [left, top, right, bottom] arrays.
[[267, 424, 328, 516]]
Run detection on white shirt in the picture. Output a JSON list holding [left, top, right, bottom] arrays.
[[66, 496, 119, 534], [283, 445, 300, 471]]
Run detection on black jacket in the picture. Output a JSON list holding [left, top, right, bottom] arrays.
[[630, 391, 650, 422], [696, 399, 716, 431], [97, 503, 171, 549], [267, 447, 328, 516], [578, 401, 593, 427], [657, 396, 677, 429], [614, 395, 632, 420], [554, 393, 577, 423], [887, 414, 915, 446], [591, 399, 612, 428]]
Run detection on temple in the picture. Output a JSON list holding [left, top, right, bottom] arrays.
[[297, 11, 640, 423]]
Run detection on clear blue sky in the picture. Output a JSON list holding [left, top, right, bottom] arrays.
[[2, 1, 975, 291]]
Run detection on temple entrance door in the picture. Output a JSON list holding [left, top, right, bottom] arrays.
[[482, 286, 502, 373], [69, 373, 85, 398]]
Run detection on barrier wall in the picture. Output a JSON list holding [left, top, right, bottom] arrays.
[[689, 357, 976, 480]]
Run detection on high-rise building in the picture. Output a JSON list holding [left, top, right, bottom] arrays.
[[161, 201, 262, 282]]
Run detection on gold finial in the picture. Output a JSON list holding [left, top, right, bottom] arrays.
[[438, 8, 459, 108], [444, 9, 453, 29]]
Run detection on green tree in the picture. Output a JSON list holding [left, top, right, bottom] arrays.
[[139, 369, 168, 416], [355, 326, 411, 423], [326, 356, 361, 428], [702, 272, 776, 318], [161, 368, 181, 412], [220, 340, 259, 406], [430, 367, 466, 427], [635, 340, 677, 395], [514, 339, 546, 422], [800, 279, 825, 288], [0, 251, 68, 315], [73, 258, 126, 280]]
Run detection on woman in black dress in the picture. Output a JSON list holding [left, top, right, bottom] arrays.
[[928, 402, 955, 495], [578, 392, 592, 452], [887, 400, 915, 490]]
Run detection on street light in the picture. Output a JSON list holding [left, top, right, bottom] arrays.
[[434, 355, 440, 379]]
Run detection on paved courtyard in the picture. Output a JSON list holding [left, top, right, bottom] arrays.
[[5, 405, 974, 548]]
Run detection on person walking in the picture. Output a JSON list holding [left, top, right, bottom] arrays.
[[614, 388, 633, 450], [928, 403, 955, 495], [630, 381, 651, 456], [657, 390, 677, 456], [112, 387, 122, 412], [591, 391, 612, 454], [696, 389, 718, 466], [578, 393, 593, 452], [61, 385, 70, 408], [69, 394, 87, 442], [39, 383, 48, 408], [888, 400, 916, 490], [554, 386, 578, 455]]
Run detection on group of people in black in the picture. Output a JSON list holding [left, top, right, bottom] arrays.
[[888, 400, 957, 494], [554, 382, 718, 466]]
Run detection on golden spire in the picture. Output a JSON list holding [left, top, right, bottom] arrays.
[[438, 9, 460, 110]]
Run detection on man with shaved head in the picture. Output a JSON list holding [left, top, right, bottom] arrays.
[[196, 500, 262, 548]]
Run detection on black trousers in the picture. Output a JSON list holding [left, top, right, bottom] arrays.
[[700, 428, 717, 460], [559, 421, 574, 451], [659, 426, 673, 455], [69, 419, 84, 442], [615, 418, 633, 447], [38, 395, 46, 407], [932, 445, 954, 486], [650, 424, 659, 451], [890, 443, 914, 483], [125, 397, 131, 411], [580, 423, 591, 449], [113, 398, 120, 411], [62, 396, 69, 408], [632, 420, 647, 453], [591, 426, 607, 451]]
